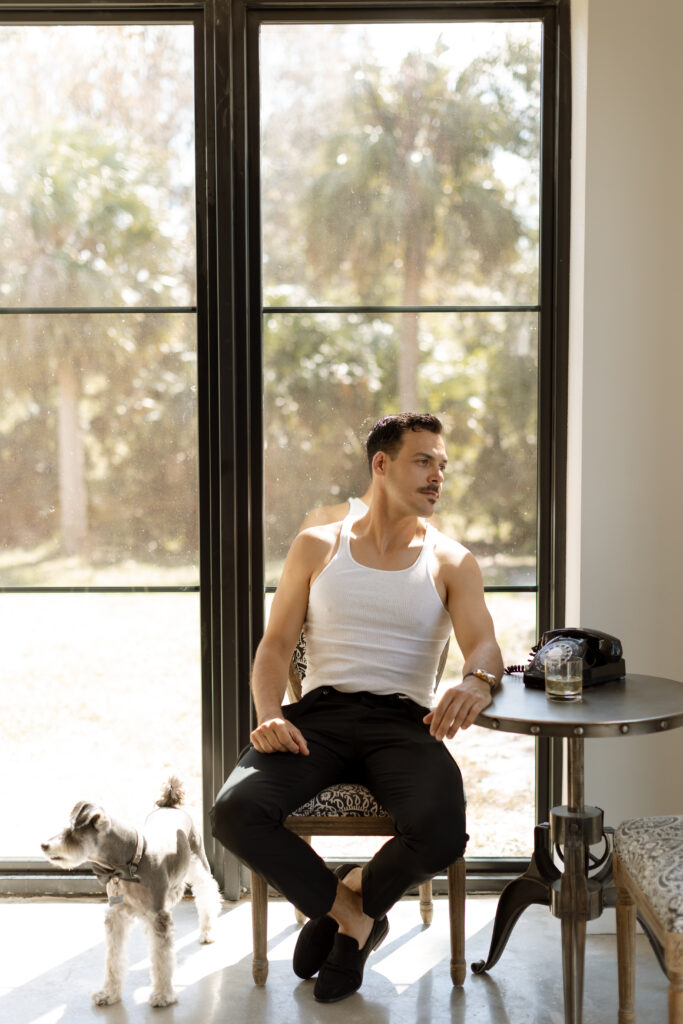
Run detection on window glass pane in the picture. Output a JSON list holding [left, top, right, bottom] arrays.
[[261, 18, 544, 864], [261, 22, 540, 307], [439, 593, 536, 857], [0, 313, 198, 587], [264, 311, 537, 589], [1, 594, 202, 857], [0, 22, 200, 864], [0, 25, 196, 308]]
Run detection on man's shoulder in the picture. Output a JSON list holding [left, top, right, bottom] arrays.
[[289, 521, 343, 583], [299, 519, 344, 541], [429, 526, 472, 568], [292, 520, 343, 560], [429, 527, 486, 600]]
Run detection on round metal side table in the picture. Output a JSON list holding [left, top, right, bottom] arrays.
[[472, 673, 683, 1024]]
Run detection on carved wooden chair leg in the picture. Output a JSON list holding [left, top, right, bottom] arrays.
[[251, 871, 269, 985], [668, 966, 683, 1024], [419, 878, 434, 925], [615, 878, 636, 1024], [448, 857, 466, 986]]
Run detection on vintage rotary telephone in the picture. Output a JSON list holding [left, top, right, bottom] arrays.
[[507, 627, 626, 689]]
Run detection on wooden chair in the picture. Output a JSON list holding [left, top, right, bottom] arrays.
[[613, 815, 683, 1024], [251, 639, 466, 987]]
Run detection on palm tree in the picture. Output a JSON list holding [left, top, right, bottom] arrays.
[[303, 39, 539, 410], [1, 124, 180, 554]]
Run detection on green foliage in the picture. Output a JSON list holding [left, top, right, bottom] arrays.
[[0, 26, 197, 573], [3, 124, 179, 310], [422, 315, 538, 554], [303, 46, 529, 304], [263, 310, 392, 569]]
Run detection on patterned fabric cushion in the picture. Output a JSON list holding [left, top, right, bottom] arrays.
[[292, 632, 307, 682], [292, 783, 387, 818], [615, 815, 683, 933]]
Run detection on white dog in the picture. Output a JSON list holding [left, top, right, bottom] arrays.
[[41, 777, 221, 1007]]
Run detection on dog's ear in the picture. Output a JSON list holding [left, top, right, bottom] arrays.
[[71, 801, 109, 832]]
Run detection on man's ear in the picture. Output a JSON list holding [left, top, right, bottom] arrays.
[[372, 450, 387, 476]]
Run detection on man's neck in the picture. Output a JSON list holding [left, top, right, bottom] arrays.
[[353, 500, 426, 561]]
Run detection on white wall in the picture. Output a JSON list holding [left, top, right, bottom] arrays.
[[567, 0, 683, 822]]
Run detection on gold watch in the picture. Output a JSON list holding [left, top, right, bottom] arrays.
[[464, 669, 497, 692]]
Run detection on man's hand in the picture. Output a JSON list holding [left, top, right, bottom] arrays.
[[250, 716, 310, 755], [423, 677, 493, 741]]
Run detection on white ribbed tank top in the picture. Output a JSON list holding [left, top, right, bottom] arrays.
[[346, 496, 369, 517], [302, 515, 452, 706]]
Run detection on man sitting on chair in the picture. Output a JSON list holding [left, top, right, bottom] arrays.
[[211, 412, 504, 1002]]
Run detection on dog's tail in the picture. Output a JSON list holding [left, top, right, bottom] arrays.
[[156, 776, 185, 808]]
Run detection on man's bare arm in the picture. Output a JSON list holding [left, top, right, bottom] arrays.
[[424, 549, 504, 741], [250, 529, 333, 754]]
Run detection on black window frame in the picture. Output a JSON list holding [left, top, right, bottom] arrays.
[[0, 0, 568, 895]]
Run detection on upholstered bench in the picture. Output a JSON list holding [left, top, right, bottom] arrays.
[[613, 815, 683, 1024]]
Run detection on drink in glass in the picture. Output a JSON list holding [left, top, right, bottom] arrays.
[[544, 652, 583, 701]]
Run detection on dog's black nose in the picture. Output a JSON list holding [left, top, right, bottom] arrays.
[[40, 843, 49, 852]]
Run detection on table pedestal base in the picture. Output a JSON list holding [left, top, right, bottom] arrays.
[[553, 817, 605, 1023], [472, 804, 612, 1024], [471, 822, 560, 974]]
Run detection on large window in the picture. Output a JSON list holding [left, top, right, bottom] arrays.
[[0, 0, 568, 891]]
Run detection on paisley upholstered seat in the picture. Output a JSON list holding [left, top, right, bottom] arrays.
[[292, 782, 384, 818], [613, 815, 683, 1023]]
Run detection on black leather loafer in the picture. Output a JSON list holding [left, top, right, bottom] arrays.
[[292, 863, 359, 979], [313, 915, 389, 1003]]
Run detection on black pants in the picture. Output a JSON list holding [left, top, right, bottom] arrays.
[[210, 687, 468, 921]]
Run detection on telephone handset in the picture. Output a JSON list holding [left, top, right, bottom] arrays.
[[507, 627, 626, 689]]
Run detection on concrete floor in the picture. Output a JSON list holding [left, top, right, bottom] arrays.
[[0, 895, 667, 1024]]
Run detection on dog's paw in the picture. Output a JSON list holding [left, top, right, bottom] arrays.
[[92, 989, 121, 1006], [149, 990, 178, 1008], [198, 929, 215, 944]]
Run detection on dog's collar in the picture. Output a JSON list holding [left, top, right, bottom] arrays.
[[131, 830, 144, 870], [91, 830, 146, 886]]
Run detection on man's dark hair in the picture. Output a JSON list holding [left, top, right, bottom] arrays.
[[365, 412, 443, 473]]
